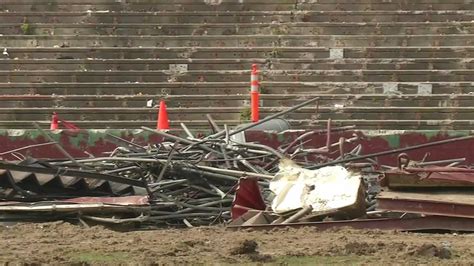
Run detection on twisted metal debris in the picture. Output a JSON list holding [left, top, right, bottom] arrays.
[[1, 96, 474, 229]]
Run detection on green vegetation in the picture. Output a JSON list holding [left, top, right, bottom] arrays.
[[20, 23, 32, 35], [240, 107, 252, 122], [70, 251, 130, 264], [270, 25, 289, 35], [268, 49, 281, 58], [275, 255, 369, 265]]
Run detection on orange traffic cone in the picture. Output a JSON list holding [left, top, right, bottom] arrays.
[[156, 100, 170, 130], [250, 64, 260, 122], [50, 112, 59, 130]]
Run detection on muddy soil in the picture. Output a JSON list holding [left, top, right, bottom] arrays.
[[1, 222, 473, 265]]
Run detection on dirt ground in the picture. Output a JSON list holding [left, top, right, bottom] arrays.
[[1, 222, 474, 265]]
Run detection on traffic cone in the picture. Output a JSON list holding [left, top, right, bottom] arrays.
[[156, 100, 170, 130], [50, 112, 59, 130], [250, 64, 260, 122], [251, 91, 259, 122], [251, 64, 259, 93]]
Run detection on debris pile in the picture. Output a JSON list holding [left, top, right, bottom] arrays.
[[1, 96, 474, 231]]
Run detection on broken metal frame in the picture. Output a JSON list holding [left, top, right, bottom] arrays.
[[377, 196, 474, 219], [227, 216, 474, 232], [0, 161, 147, 188]]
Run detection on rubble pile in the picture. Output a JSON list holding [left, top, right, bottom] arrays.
[[0, 97, 474, 231]]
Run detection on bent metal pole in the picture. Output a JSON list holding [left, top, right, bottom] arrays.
[[192, 96, 320, 147]]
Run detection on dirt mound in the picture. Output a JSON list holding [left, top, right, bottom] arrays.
[[409, 243, 452, 259], [231, 239, 258, 255], [0, 223, 473, 264]]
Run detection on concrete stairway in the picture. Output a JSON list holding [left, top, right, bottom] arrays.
[[0, 0, 473, 130]]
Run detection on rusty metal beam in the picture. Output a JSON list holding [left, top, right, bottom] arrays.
[[377, 196, 474, 219]]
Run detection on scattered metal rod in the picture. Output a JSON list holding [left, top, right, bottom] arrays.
[[199, 153, 267, 163], [264, 125, 355, 169], [237, 155, 263, 174], [32, 122, 84, 168], [52, 156, 274, 180], [105, 133, 147, 153], [156, 141, 178, 182], [206, 114, 221, 133], [180, 123, 195, 140], [404, 167, 474, 173], [231, 140, 284, 159], [153, 192, 226, 212], [149, 212, 228, 221], [196, 165, 274, 180], [174, 199, 233, 214], [103, 166, 140, 174], [326, 118, 332, 151], [194, 97, 320, 145], [52, 157, 161, 165], [141, 126, 222, 155], [282, 206, 313, 224], [0, 142, 56, 156], [82, 214, 150, 224], [416, 158, 466, 167], [176, 166, 240, 182]]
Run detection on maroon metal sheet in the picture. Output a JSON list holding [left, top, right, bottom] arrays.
[[2, 130, 474, 167], [377, 190, 474, 218], [227, 216, 474, 232], [231, 177, 266, 220]]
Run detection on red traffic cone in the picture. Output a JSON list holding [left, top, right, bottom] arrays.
[[50, 112, 59, 130], [156, 100, 170, 130]]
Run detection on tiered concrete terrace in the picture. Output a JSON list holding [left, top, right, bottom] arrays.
[[0, 0, 473, 129]]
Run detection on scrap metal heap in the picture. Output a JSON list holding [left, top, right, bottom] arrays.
[[1, 97, 474, 231]]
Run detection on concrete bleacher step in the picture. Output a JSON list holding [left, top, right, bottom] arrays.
[[0, 58, 471, 71], [1, 106, 474, 129], [0, 70, 471, 83], [1, 34, 472, 47], [1, 11, 473, 24], [0, 0, 472, 130], [0, 82, 472, 95], [1, 94, 473, 108], [2, 22, 474, 36], [2, 47, 472, 60], [1, 0, 472, 12]]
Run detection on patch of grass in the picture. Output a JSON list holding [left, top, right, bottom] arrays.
[[270, 26, 289, 35], [20, 23, 32, 35], [240, 107, 251, 122], [275, 255, 369, 265], [268, 49, 281, 58], [70, 251, 130, 264]]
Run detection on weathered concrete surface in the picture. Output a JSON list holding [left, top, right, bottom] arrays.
[[0, 0, 472, 129]]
